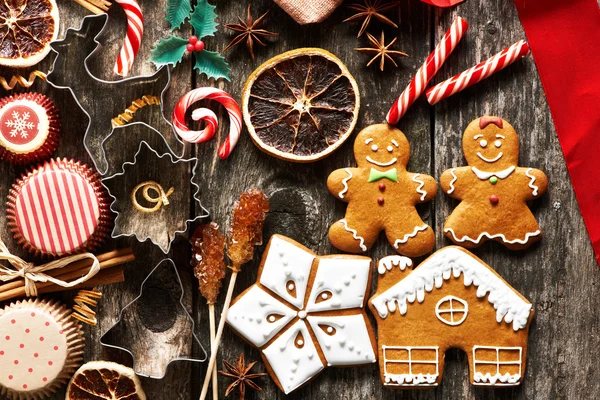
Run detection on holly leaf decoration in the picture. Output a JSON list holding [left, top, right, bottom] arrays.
[[189, 0, 218, 39], [165, 0, 192, 31], [150, 36, 189, 67], [194, 50, 230, 81]]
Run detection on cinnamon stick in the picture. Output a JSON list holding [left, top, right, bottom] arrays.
[[0, 249, 134, 302], [38, 267, 124, 295]]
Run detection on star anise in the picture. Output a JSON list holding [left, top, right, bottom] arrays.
[[219, 353, 267, 399], [355, 31, 408, 71], [344, 0, 401, 38], [224, 4, 278, 61]]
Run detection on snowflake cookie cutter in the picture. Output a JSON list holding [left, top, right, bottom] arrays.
[[226, 234, 378, 394], [102, 141, 208, 253], [45, 13, 186, 176], [100, 258, 207, 378]]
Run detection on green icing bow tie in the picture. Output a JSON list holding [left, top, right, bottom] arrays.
[[368, 168, 398, 183]]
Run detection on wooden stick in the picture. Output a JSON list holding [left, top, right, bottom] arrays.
[[0, 248, 133, 294], [208, 303, 218, 400], [72, 0, 105, 14], [200, 272, 238, 400], [0, 252, 134, 302], [38, 267, 124, 295]]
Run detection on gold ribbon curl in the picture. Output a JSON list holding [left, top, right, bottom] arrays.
[[131, 181, 175, 213], [111, 95, 161, 127], [72, 289, 103, 326], [0, 71, 47, 91]]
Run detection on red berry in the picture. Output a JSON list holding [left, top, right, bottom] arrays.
[[189, 35, 198, 44], [489, 194, 499, 205], [186, 44, 194, 52], [194, 41, 205, 52]]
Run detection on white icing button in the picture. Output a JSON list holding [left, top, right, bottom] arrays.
[[480, 139, 487, 148], [268, 316, 276, 322], [296, 340, 303, 346], [495, 140, 502, 148], [298, 310, 307, 319], [371, 144, 378, 151], [387, 145, 393, 152], [288, 283, 295, 290], [326, 326, 333, 333], [321, 293, 328, 300]]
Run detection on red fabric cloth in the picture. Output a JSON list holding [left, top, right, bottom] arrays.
[[513, 0, 600, 263]]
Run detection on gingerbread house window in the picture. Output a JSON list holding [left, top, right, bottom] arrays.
[[435, 295, 468, 326], [382, 346, 439, 386], [472, 346, 522, 386]]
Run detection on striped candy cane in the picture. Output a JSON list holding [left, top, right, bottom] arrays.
[[386, 16, 468, 125], [114, 0, 144, 77], [426, 40, 530, 105], [172, 88, 242, 159]]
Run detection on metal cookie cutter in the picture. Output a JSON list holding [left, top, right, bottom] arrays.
[[46, 13, 185, 176], [102, 141, 208, 253], [100, 259, 207, 378]]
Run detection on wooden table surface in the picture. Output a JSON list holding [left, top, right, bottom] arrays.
[[1, 0, 598, 399]]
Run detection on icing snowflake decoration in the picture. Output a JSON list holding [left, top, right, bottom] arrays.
[[227, 235, 377, 394], [6, 110, 35, 138]]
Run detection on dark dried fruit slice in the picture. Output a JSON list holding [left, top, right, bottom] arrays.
[[65, 361, 146, 400], [242, 48, 360, 162], [0, 0, 59, 67]]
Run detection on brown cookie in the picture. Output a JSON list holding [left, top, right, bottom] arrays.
[[327, 124, 437, 257], [440, 116, 548, 250], [368, 247, 534, 388], [226, 235, 377, 394]]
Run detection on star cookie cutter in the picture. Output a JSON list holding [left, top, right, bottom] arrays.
[[102, 141, 208, 253], [100, 259, 207, 378], [46, 13, 186, 176]]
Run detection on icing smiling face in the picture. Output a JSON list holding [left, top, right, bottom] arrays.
[[354, 124, 410, 169], [462, 117, 519, 171]]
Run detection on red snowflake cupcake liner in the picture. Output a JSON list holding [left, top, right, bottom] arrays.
[[0, 92, 60, 166], [0, 298, 84, 400], [6, 158, 113, 258]]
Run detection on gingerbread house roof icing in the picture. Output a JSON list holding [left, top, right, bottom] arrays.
[[370, 247, 532, 331]]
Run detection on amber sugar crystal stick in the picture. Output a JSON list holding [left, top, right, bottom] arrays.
[[200, 189, 269, 400], [191, 222, 226, 400]]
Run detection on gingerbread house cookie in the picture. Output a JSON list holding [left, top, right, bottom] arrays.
[[440, 116, 548, 250], [226, 235, 377, 394], [327, 124, 437, 257], [369, 247, 534, 388]]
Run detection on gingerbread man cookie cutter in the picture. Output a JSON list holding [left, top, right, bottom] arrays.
[[45, 13, 186, 176], [100, 258, 207, 378]]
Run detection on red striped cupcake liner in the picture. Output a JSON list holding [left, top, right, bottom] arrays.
[[6, 158, 113, 258], [0, 92, 60, 166]]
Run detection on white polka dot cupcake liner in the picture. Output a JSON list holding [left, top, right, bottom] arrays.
[[0, 298, 84, 400]]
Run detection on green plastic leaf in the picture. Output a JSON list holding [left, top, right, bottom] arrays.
[[194, 50, 230, 81], [150, 36, 189, 67], [189, 0, 218, 39], [165, 0, 192, 31]]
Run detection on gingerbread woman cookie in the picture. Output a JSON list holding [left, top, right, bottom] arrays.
[[440, 116, 548, 250], [328, 124, 437, 257]]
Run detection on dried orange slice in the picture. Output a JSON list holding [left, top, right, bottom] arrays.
[[0, 0, 60, 68], [242, 48, 360, 162], [65, 361, 146, 400]]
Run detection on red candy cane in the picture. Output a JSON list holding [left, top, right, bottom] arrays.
[[386, 17, 468, 125], [426, 40, 530, 105], [114, 0, 144, 77], [172, 88, 242, 159]]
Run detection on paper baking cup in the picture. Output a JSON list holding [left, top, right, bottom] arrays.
[[6, 158, 113, 257], [0, 298, 84, 400], [0, 92, 60, 166]]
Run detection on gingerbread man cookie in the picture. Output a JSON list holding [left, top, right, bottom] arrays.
[[440, 117, 548, 250], [328, 124, 437, 257]]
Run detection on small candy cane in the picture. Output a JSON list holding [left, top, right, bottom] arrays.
[[114, 0, 143, 77], [426, 40, 530, 105], [386, 17, 468, 125], [172, 88, 242, 159]]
